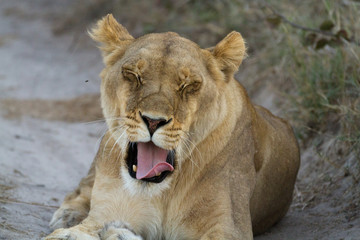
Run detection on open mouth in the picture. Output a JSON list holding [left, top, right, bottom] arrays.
[[126, 142, 175, 183]]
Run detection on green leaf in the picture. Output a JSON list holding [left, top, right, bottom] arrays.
[[336, 29, 350, 41], [304, 33, 317, 46], [315, 38, 329, 50], [266, 15, 282, 28], [319, 20, 335, 31]]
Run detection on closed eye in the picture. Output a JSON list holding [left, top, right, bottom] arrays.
[[178, 80, 202, 96], [122, 69, 142, 85]]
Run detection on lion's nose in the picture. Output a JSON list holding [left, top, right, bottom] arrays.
[[140, 114, 172, 136]]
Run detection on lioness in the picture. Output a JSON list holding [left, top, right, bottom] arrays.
[[45, 14, 300, 240]]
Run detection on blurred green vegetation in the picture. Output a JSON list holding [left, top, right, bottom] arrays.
[[272, 0, 360, 182]]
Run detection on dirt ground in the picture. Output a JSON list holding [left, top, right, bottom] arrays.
[[0, 1, 359, 239]]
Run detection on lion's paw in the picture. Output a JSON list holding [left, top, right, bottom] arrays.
[[99, 221, 143, 240], [44, 228, 98, 240], [50, 207, 87, 230]]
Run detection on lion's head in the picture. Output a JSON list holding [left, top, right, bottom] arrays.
[[90, 14, 246, 195]]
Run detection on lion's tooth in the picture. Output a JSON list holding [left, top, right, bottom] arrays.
[[132, 165, 137, 172], [156, 172, 161, 176]]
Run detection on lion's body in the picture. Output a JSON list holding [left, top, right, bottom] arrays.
[[46, 15, 300, 240]]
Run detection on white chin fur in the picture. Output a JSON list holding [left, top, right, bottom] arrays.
[[120, 166, 172, 197]]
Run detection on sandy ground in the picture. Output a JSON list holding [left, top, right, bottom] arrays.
[[0, 1, 359, 239]]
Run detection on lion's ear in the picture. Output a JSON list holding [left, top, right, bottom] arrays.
[[89, 14, 134, 57], [211, 31, 247, 77]]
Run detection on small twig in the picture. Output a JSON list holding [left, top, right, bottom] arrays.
[[0, 197, 59, 209], [263, 2, 334, 36], [262, 1, 360, 46]]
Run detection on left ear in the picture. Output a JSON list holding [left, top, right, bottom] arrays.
[[211, 31, 247, 76]]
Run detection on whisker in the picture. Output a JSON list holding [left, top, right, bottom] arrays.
[[182, 139, 195, 176], [82, 119, 107, 124], [95, 125, 125, 150], [181, 130, 195, 136], [187, 138, 204, 164], [181, 131, 203, 164], [94, 127, 108, 152], [102, 125, 127, 158], [82, 116, 126, 125], [109, 127, 129, 156], [180, 135, 200, 172]]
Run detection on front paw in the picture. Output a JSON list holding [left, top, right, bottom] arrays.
[[99, 221, 142, 240], [43, 228, 76, 240], [44, 228, 98, 240], [50, 207, 87, 230]]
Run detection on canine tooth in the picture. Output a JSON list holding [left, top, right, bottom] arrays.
[[132, 165, 137, 172], [156, 172, 161, 176]]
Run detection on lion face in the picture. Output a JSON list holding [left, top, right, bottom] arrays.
[[103, 34, 219, 187], [90, 14, 246, 194]]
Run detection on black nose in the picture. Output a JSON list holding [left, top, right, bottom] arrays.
[[141, 114, 171, 136]]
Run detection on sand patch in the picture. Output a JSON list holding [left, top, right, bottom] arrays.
[[0, 94, 102, 123]]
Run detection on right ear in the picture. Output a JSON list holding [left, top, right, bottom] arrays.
[[208, 31, 246, 79], [89, 14, 134, 58]]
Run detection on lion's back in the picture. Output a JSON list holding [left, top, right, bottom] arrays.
[[249, 105, 300, 235]]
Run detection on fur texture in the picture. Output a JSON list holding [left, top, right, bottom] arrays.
[[45, 14, 300, 240]]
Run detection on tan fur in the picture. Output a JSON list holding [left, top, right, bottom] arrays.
[[46, 14, 300, 240]]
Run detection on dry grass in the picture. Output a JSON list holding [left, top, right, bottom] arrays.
[[0, 94, 102, 123], [260, 0, 360, 217], [274, 0, 360, 180]]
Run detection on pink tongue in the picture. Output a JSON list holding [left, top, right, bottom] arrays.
[[136, 142, 174, 180]]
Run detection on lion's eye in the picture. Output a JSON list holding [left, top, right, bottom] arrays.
[[179, 83, 187, 92], [179, 81, 201, 96], [122, 70, 142, 86]]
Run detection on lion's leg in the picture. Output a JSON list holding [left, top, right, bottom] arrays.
[[44, 227, 98, 240], [198, 214, 253, 240], [198, 213, 253, 240], [49, 160, 95, 230], [46, 220, 143, 240], [45, 216, 101, 240], [47, 175, 143, 240]]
